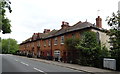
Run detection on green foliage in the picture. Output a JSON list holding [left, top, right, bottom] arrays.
[[106, 11, 120, 70], [106, 12, 120, 29], [65, 38, 80, 50], [65, 31, 110, 67], [107, 12, 120, 59], [0, 0, 12, 34], [76, 31, 101, 66], [109, 30, 120, 58], [76, 31, 99, 49], [1, 38, 18, 54], [0, 37, 1, 54], [100, 45, 110, 57], [65, 38, 80, 63]]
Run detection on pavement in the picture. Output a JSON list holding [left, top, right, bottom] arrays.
[[17, 55, 120, 74]]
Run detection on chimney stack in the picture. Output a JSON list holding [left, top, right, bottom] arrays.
[[44, 29, 50, 34], [96, 16, 102, 28], [61, 21, 69, 29]]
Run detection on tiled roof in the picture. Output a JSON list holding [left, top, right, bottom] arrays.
[[20, 21, 103, 45], [54, 21, 94, 36], [21, 37, 32, 44], [42, 29, 58, 39]]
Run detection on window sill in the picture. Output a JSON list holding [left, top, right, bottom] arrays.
[[61, 43, 64, 45], [54, 44, 57, 46]]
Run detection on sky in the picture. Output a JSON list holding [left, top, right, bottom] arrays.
[[1, 0, 120, 44]]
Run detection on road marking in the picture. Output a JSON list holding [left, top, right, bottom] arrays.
[[15, 59, 18, 62], [8, 54, 13, 56], [33, 67, 45, 73], [20, 62, 29, 66]]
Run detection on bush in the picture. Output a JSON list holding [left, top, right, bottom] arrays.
[[65, 31, 110, 68]]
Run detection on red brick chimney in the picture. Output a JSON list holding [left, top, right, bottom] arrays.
[[96, 16, 102, 28], [44, 29, 50, 33], [61, 21, 69, 29]]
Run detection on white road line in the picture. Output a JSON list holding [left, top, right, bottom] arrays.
[[20, 62, 29, 66], [33, 67, 45, 73], [8, 54, 13, 56], [14, 59, 18, 61]]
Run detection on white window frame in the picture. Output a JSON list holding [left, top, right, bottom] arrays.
[[61, 36, 64, 44], [27, 44, 29, 47], [96, 32, 100, 44], [32, 43, 34, 47], [72, 34, 75, 38], [28, 44, 29, 47], [30, 39, 32, 41], [37, 41, 40, 47], [79, 32, 83, 38], [44, 40, 46, 46], [48, 39, 51, 46], [54, 37, 58, 45]]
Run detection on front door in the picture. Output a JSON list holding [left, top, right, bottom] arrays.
[[54, 50, 61, 61], [37, 47, 40, 57]]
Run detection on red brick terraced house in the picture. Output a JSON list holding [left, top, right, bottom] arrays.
[[19, 16, 110, 62]]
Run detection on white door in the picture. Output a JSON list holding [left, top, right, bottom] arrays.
[[54, 50, 61, 61]]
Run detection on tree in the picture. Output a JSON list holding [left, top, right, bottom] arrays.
[[2, 38, 18, 54], [65, 31, 109, 67], [106, 12, 120, 71], [0, 37, 1, 54], [75, 31, 100, 66], [0, 0, 12, 34], [65, 38, 80, 63], [76, 31, 109, 67], [106, 12, 120, 58]]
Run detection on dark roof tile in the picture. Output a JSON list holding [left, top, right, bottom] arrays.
[[54, 21, 94, 36]]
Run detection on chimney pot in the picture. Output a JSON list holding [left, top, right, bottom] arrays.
[[62, 21, 65, 25], [96, 16, 102, 28], [61, 21, 69, 29], [44, 29, 50, 33]]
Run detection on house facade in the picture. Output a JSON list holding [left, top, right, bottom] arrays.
[[19, 16, 110, 62]]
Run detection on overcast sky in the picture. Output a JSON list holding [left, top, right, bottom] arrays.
[[1, 0, 120, 44]]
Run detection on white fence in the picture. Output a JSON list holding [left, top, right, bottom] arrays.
[[103, 58, 116, 70]]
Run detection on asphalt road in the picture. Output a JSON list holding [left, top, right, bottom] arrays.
[[1, 54, 89, 74]]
